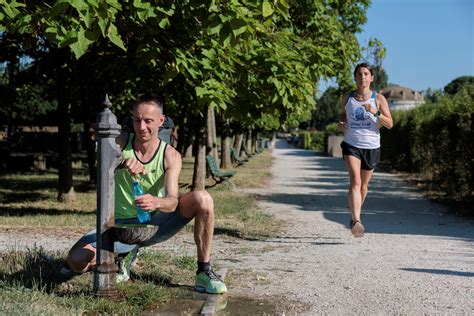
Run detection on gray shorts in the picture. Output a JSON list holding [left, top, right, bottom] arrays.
[[77, 207, 192, 254]]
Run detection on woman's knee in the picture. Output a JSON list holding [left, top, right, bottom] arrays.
[[349, 176, 362, 188]]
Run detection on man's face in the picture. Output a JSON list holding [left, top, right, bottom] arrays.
[[132, 102, 165, 142]]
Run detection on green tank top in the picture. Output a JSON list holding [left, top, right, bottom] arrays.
[[115, 133, 167, 219]]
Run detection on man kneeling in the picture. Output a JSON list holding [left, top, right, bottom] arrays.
[[65, 94, 226, 294]]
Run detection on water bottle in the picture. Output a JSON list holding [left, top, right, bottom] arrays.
[[132, 181, 151, 223]]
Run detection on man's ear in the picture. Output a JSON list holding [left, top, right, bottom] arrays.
[[159, 114, 165, 127]]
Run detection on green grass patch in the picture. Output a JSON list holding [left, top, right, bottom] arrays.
[[0, 149, 282, 313], [0, 247, 194, 314]]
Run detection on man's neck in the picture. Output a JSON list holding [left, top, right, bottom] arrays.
[[133, 137, 160, 160]]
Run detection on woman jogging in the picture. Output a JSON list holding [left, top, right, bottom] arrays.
[[339, 62, 393, 237]]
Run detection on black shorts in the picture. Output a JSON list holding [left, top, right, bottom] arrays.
[[340, 141, 380, 171]]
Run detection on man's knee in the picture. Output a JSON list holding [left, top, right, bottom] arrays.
[[179, 190, 214, 219], [194, 190, 214, 213], [67, 243, 96, 273]]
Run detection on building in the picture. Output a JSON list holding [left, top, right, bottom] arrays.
[[379, 85, 424, 111]]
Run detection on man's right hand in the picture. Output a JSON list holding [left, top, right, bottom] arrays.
[[121, 158, 146, 178]]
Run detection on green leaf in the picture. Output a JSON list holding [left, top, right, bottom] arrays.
[[158, 17, 170, 29], [58, 30, 78, 49], [70, 0, 88, 12], [107, 24, 126, 51], [262, 1, 273, 18], [207, 21, 223, 35], [98, 17, 109, 37], [199, 58, 212, 70], [106, 0, 122, 10], [49, 1, 70, 17], [82, 11, 93, 28], [230, 18, 247, 37], [1, 2, 21, 19], [133, 0, 150, 9], [201, 49, 215, 59], [157, 5, 175, 16], [209, 0, 219, 12]]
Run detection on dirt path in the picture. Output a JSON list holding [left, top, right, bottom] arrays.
[[217, 139, 473, 314], [1, 139, 473, 314]]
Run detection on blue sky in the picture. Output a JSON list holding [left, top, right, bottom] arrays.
[[323, 0, 473, 93]]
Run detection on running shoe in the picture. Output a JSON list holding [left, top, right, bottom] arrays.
[[351, 220, 365, 238], [116, 248, 139, 283], [195, 269, 227, 294]]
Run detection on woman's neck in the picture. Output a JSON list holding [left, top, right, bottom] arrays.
[[355, 88, 372, 99]]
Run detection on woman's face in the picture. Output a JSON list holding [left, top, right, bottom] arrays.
[[354, 67, 373, 88]]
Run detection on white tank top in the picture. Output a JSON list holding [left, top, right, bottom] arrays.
[[343, 91, 380, 149]]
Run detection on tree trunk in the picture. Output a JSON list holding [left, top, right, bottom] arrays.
[[56, 49, 76, 203], [246, 129, 253, 156], [79, 75, 96, 184], [192, 110, 207, 190], [252, 131, 258, 153], [234, 133, 243, 156], [207, 106, 218, 161], [220, 115, 232, 169], [177, 113, 194, 158]]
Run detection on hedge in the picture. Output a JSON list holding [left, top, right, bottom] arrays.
[[380, 83, 474, 203]]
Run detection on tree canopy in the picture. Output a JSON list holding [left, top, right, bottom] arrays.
[[1, 0, 371, 130]]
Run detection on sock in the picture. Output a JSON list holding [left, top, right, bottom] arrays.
[[197, 261, 211, 274]]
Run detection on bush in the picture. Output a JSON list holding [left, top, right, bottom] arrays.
[[298, 130, 325, 151], [381, 83, 474, 204]]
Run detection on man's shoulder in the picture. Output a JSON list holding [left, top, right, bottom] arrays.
[[164, 143, 181, 160], [116, 132, 130, 149]]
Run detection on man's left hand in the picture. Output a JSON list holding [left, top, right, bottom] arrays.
[[134, 194, 157, 211]]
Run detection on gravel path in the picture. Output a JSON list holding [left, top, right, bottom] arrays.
[[220, 139, 473, 314], [1, 139, 473, 314]]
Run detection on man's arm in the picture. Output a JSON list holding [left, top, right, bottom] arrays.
[[116, 132, 149, 176], [134, 145, 181, 213]]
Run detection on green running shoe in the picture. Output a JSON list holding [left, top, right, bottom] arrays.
[[195, 269, 227, 294], [116, 248, 139, 283]]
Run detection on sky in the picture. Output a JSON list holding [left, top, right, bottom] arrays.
[[324, 0, 473, 93]]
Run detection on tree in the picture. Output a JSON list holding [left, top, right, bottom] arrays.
[[362, 38, 388, 91], [312, 87, 344, 129], [444, 76, 474, 95], [1, 0, 372, 192]]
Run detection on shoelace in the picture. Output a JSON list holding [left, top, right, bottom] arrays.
[[115, 256, 124, 273], [205, 269, 223, 282]]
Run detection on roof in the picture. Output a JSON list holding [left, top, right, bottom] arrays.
[[379, 85, 424, 102]]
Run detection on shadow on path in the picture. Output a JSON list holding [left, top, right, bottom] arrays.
[[399, 268, 474, 277], [264, 140, 474, 242]]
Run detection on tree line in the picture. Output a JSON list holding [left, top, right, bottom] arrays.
[[0, 0, 371, 202]]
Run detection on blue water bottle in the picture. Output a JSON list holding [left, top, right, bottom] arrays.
[[133, 181, 151, 223]]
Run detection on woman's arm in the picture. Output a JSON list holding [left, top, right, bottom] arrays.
[[376, 94, 393, 129], [338, 95, 349, 132]]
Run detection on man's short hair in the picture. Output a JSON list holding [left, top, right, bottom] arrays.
[[133, 93, 165, 112]]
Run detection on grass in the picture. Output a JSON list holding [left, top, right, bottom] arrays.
[[0, 247, 194, 314], [0, 149, 282, 314]]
